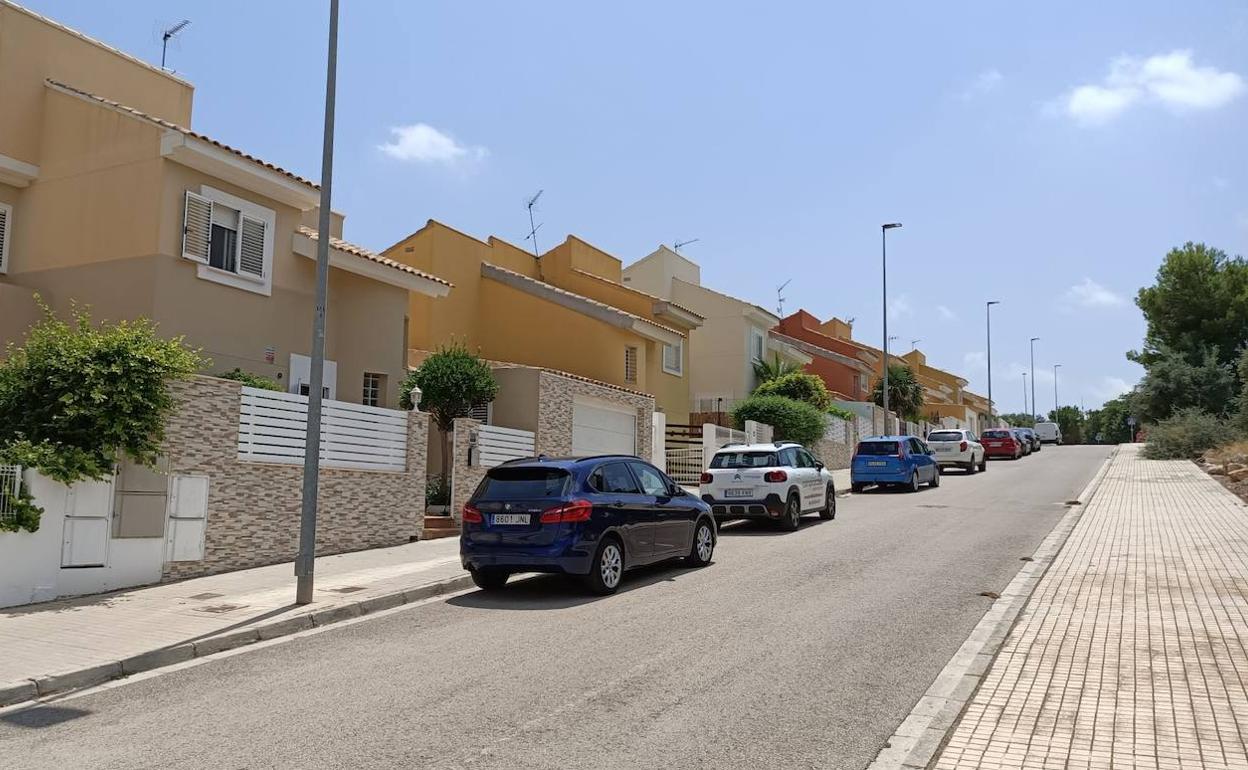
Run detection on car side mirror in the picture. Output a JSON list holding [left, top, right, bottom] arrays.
[[815, 462, 825, 471]]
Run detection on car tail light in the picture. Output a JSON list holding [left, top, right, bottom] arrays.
[[764, 470, 787, 483], [960, 441, 968, 452], [539, 499, 592, 524], [700, 472, 713, 484], [462, 504, 483, 523]]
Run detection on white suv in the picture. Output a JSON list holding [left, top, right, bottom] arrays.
[[924, 429, 987, 474], [699, 442, 836, 531]]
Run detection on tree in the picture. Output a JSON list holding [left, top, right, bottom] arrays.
[[731, 395, 826, 447], [998, 412, 1035, 428], [870, 364, 923, 422], [399, 343, 499, 481], [1084, 394, 1135, 445], [217, 367, 282, 391], [1046, 405, 1085, 444], [753, 372, 832, 411], [1131, 242, 1248, 370], [752, 353, 800, 384], [1133, 345, 1235, 422]]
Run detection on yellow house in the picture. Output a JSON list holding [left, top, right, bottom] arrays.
[[0, 1, 450, 406], [383, 223, 702, 423]]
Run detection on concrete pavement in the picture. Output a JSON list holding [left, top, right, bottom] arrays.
[[0, 445, 1109, 769]]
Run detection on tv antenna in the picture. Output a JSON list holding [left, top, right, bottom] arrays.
[[776, 279, 792, 317], [911, 338, 922, 350], [674, 238, 699, 253], [525, 190, 543, 258], [160, 20, 191, 70]]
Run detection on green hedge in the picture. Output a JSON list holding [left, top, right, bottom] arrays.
[[731, 395, 826, 447]]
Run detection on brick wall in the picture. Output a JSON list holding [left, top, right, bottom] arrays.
[[536, 371, 654, 456], [162, 376, 428, 580]]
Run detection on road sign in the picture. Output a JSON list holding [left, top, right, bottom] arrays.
[[1126, 416, 1136, 427]]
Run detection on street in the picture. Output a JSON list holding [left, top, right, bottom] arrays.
[[1, 446, 1109, 770]]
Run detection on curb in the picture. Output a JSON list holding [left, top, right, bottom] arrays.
[[864, 447, 1119, 770], [0, 572, 476, 709]]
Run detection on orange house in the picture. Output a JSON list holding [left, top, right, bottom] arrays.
[[776, 310, 876, 400]]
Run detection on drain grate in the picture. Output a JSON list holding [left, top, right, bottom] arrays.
[[196, 603, 246, 614], [188, 592, 224, 601], [328, 586, 365, 594]]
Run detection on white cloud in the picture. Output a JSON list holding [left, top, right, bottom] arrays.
[[963, 351, 987, 370], [937, 304, 956, 321], [888, 293, 912, 320], [1062, 50, 1245, 126], [1093, 376, 1132, 401], [1064, 277, 1125, 308], [960, 69, 1003, 100], [378, 123, 488, 165]]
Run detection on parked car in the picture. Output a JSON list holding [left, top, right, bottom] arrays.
[[981, 428, 1023, 459], [850, 435, 940, 493], [1034, 421, 1063, 445], [1019, 427, 1042, 452], [700, 442, 836, 531], [461, 456, 716, 595], [925, 429, 987, 474], [1012, 428, 1033, 456]]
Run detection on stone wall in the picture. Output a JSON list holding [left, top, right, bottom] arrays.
[[162, 376, 428, 580], [535, 371, 655, 457], [448, 416, 484, 525]]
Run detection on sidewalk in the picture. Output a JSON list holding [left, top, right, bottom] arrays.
[[932, 444, 1248, 769], [0, 536, 469, 706]]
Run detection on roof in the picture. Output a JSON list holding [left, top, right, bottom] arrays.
[[46, 79, 318, 191], [768, 330, 872, 372], [487, 360, 655, 400], [571, 268, 704, 322], [297, 227, 452, 287]]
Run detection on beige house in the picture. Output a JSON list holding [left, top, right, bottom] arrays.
[[622, 245, 810, 421], [0, 1, 450, 407]]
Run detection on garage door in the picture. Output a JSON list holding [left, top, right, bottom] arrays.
[[572, 397, 637, 457]]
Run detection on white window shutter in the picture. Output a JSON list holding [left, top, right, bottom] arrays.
[[0, 203, 10, 274], [238, 215, 266, 278], [182, 191, 211, 263]]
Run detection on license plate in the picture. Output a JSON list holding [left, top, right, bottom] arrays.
[[868, 461, 887, 466], [491, 513, 530, 525], [724, 488, 753, 498], [935, 446, 951, 452]]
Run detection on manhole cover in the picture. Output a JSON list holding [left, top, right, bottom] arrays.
[[188, 592, 224, 601], [328, 586, 365, 594], [196, 604, 246, 614]]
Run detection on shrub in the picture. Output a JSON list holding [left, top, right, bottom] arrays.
[[218, 367, 282, 391], [1142, 407, 1235, 460], [827, 404, 856, 422], [731, 395, 826, 447], [754, 372, 832, 411], [425, 473, 450, 507]]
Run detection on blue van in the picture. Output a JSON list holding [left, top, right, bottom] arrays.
[[849, 435, 940, 493]]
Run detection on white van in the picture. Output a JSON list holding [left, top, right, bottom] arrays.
[[1034, 422, 1062, 445]]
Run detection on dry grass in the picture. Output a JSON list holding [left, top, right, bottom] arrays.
[[1203, 440, 1248, 465]]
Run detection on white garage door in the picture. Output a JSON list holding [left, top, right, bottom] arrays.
[[572, 397, 637, 457]]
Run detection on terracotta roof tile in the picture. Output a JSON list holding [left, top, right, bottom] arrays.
[[297, 227, 452, 287]]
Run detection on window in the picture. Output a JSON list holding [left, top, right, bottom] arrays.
[[182, 187, 274, 296], [710, 451, 777, 469], [855, 441, 899, 456], [926, 431, 964, 443], [0, 202, 10, 274], [624, 346, 638, 384], [629, 462, 669, 496], [778, 448, 798, 467], [477, 468, 570, 500], [362, 372, 385, 407], [662, 339, 683, 376], [591, 462, 641, 494], [796, 449, 818, 468], [750, 328, 765, 363]]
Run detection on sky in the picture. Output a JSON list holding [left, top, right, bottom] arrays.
[[26, 0, 1248, 413]]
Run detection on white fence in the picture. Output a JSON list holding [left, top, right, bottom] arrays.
[[237, 387, 408, 472], [474, 425, 536, 468], [0, 465, 21, 526], [666, 447, 705, 486]]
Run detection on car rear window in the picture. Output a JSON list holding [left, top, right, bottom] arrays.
[[475, 467, 570, 500], [982, 430, 1011, 439], [856, 441, 899, 456], [710, 451, 777, 468], [926, 431, 963, 442]]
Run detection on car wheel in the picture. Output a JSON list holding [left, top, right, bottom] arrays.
[[470, 568, 510, 592], [819, 484, 836, 520], [979, 455, 988, 473], [851, 482, 866, 494], [584, 537, 624, 595], [686, 519, 715, 567], [930, 467, 941, 488], [966, 460, 977, 474], [907, 471, 920, 493], [781, 493, 801, 531]]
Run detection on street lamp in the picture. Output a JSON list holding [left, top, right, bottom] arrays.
[[986, 301, 999, 427], [881, 223, 902, 431], [1029, 337, 1040, 422], [1022, 372, 1028, 416], [1053, 364, 1062, 417]]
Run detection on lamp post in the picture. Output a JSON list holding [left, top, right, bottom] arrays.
[[986, 301, 999, 427], [881, 223, 902, 431], [1022, 372, 1028, 417], [295, 0, 340, 606], [1029, 337, 1040, 422], [1053, 364, 1061, 417]]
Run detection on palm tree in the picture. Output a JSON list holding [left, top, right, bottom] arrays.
[[871, 363, 924, 422], [752, 353, 799, 386]]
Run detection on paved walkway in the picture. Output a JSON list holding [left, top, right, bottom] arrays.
[[0, 537, 466, 701], [933, 444, 1248, 770]]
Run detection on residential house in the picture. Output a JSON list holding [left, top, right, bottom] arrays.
[[383, 223, 702, 427], [621, 245, 811, 422], [776, 310, 876, 400], [0, 1, 450, 407]]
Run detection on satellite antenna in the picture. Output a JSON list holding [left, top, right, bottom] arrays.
[[525, 190, 544, 258], [776, 279, 792, 316], [161, 20, 191, 70], [674, 238, 699, 254]]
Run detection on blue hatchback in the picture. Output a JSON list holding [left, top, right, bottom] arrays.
[[460, 455, 717, 595], [850, 435, 941, 493]]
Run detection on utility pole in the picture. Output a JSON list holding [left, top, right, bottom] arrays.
[[1022, 372, 1028, 418], [986, 301, 1000, 428], [295, 0, 339, 606], [1053, 363, 1062, 417], [881, 223, 902, 431], [1029, 337, 1040, 422]]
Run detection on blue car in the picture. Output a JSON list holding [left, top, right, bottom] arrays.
[[850, 435, 940, 493], [461, 455, 717, 595]]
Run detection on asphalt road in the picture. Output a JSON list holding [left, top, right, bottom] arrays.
[[1, 445, 1110, 770]]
